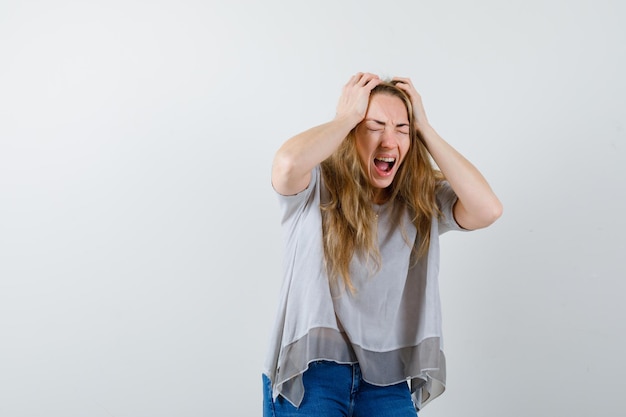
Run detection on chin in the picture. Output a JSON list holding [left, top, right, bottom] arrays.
[[371, 178, 394, 190]]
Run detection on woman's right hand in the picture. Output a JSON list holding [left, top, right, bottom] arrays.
[[272, 72, 380, 196], [335, 73, 381, 125]]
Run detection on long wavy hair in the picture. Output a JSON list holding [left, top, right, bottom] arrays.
[[320, 81, 443, 292]]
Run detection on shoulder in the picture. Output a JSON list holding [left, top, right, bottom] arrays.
[[435, 181, 465, 233], [276, 166, 322, 224]]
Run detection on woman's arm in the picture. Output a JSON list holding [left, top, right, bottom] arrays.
[[272, 73, 381, 196], [394, 77, 503, 230]]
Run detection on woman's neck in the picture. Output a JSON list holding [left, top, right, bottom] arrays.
[[372, 188, 391, 205]]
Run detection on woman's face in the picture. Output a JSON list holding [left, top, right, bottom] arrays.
[[354, 93, 411, 200]]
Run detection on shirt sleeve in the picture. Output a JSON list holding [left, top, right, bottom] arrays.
[[276, 166, 321, 226], [436, 181, 466, 235]]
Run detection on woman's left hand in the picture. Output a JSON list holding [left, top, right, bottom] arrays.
[[393, 77, 503, 230], [392, 77, 429, 130]]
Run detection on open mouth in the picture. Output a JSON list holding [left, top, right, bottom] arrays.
[[374, 156, 396, 174]]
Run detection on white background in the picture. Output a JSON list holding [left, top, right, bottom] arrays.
[[1, 0, 625, 416]]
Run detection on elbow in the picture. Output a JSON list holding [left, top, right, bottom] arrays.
[[457, 197, 503, 230], [477, 198, 503, 229], [271, 151, 309, 196], [272, 151, 296, 178], [272, 152, 296, 186], [487, 199, 504, 225]]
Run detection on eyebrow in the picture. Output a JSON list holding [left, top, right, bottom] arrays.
[[365, 119, 410, 128]]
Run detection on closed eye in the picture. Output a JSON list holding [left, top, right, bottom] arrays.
[[365, 120, 385, 131], [363, 120, 409, 134], [396, 124, 410, 134]]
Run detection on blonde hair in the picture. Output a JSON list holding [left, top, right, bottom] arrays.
[[320, 81, 443, 292]]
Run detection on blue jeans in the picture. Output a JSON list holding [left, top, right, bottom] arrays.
[[263, 361, 418, 417]]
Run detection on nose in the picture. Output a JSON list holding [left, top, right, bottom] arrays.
[[380, 127, 397, 148]]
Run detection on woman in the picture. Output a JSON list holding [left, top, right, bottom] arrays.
[[263, 72, 502, 416]]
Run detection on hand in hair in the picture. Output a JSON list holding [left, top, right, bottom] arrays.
[[272, 72, 381, 196], [336, 72, 382, 125], [392, 77, 429, 131], [393, 76, 503, 230]]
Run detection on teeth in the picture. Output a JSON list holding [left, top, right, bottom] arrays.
[[375, 157, 396, 162]]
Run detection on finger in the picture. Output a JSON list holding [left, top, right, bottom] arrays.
[[345, 72, 363, 87], [394, 81, 411, 92], [392, 76, 411, 84], [393, 78, 417, 92], [364, 76, 382, 90], [358, 72, 379, 86], [393, 79, 419, 95]]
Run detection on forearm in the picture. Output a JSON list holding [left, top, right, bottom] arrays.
[[272, 72, 381, 195], [418, 124, 503, 229], [272, 115, 357, 195]]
